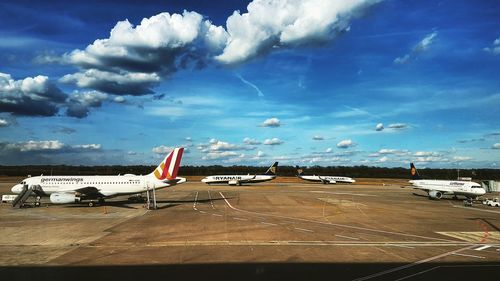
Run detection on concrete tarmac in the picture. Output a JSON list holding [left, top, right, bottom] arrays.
[[0, 178, 499, 280]]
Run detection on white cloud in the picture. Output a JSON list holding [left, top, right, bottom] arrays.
[[215, 0, 380, 64], [394, 31, 437, 64], [453, 156, 473, 162], [113, 96, 125, 103], [60, 69, 160, 96], [493, 143, 500, 149], [202, 151, 238, 160], [325, 147, 333, 153], [66, 90, 108, 118], [63, 11, 228, 95], [414, 151, 440, 157], [0, 72, 66, 116], [312, 135, 324, 140], [337, 139, 355, 149], [388, 123, 408, 130], [484, 37, 500, 55], [378, 156, 389, 162], [263, 138, 284, 145], [375, 123, 384, 131], [261, 117, 281, 127], [0, 118, 9, 127], [73, 144, 101, 150], [152, 145, 173, 154], [243, 137, 261, 145], [0, 140, 102, 153], [185, 137, 192, 142]]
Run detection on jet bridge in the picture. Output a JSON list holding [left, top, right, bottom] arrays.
[[12, 185, 42, 208]]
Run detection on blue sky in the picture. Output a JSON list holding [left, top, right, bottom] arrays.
[[0, 0, 499, 168]]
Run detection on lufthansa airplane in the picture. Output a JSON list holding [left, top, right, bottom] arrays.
[[408, 163, 485, 200], [296, 166, 355, 184], [11, 147, 185, 206], [201, 162, 278, 185]]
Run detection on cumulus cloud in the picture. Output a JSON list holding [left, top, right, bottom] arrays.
[[484, 37, 500, 55], [57, 1, 380, 95], [261, 117, 281, 127], [325, 147, 333, 153], [72, 144, 101, 150], [62, 11, 228, 95], [215, 0, 380, 64], [0, 118, 10, 127], [312, 135, 324, 140], [66, 90, 108, 118], [0, 72, 66, 116], [378, 156, 389, 162], [60, 69, 161, 96], [337, 139, 355, 149], [493, 143, 500, 149], [263, 137, 284, 145], [388, 123, 408, 130], [243, 137, 261, 145], [394, 31, 437, 64], [375, 123, 384, 131]]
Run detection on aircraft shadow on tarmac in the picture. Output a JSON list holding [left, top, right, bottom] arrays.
[[60, 196, 232, 210]]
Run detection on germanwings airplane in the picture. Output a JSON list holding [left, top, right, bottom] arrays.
[[11, 147, 185, 207], [408, 163, 485, 200], [296, 166, 355, 184], [201, 162, 278, 185]]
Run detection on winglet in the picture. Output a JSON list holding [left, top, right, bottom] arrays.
[[152, 147, 184, 181]]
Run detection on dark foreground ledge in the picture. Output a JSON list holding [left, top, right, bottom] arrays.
[[1, 262, 499, 281]]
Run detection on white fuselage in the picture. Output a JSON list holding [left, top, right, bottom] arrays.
[[201, 175, 275, 185], [298, 175, 355, 184], [11, 174, 186, 198], [409, 179, 486, 198]]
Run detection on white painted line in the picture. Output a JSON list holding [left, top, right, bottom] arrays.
[[387, 244, 415, 249], [207, 190, 215, 209], [233, 217, 247, 221], [261, 222, 278, 226], [218, 192, 453, 243], [335, 234, 359, 240], [212, 214, 223, 217], [452, 205, 500, 214], [352, 245, 476, 281], [295, 227, 314, 233], [193, 191, 199, 210], [199, 211, 207, 214], [474, 245, 491, 251], [451, 252, 485, 259]]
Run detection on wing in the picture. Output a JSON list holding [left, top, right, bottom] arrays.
[[58, 186, 102, 196]]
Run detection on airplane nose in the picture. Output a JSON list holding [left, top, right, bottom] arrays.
[[11, 184, 21, 193]]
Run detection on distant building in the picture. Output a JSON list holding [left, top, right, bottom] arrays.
[[482, 181, 500, 192]]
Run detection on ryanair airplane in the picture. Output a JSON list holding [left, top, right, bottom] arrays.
[[201, 162, 278, 185], [11, 148, 185, 207], [296, 166, 355, 184]]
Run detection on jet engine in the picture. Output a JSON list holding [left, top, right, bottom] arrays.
[[228, 180, 241, 186], [428, 190, 443, 200], [50, 193, 80, 204]]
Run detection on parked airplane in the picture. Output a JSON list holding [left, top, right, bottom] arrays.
[[408, 163, 486, 200], [201, 162, 278, 185], [296, 166, 355, 184], [11, 147, 186, 207]]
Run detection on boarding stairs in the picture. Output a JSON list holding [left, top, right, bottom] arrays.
[[12, 185, 42, 208]]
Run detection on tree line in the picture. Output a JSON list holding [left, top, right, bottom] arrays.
[[0, 165, 498, 180]]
